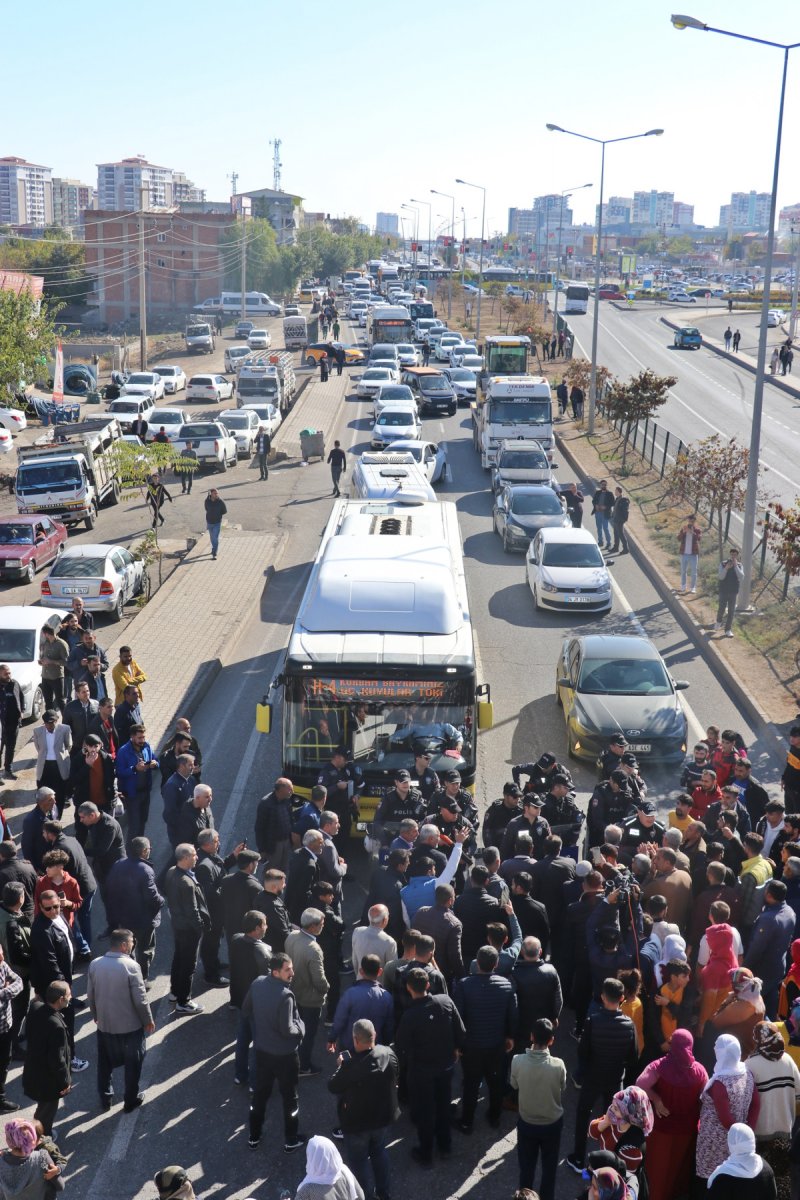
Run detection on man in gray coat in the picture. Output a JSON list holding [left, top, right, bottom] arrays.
[[87, 928, 154, 1112], [244, 952, 306, 1153]]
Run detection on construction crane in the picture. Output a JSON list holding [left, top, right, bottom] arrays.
[[270, 139, 282, 192]]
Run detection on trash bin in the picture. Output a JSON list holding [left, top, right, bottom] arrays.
[[299, 429, 325, 462], [86, 390, 101, 405]]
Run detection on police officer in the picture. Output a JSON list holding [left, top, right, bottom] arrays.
[[429, 770, 479, 830], [597, 733, 628, 781], [481, 783, 523, 849], [619, 799, 665, 858], [540, 774, 584, 848], [619, 752, 647, 804], [412, 751, 440, 807], [512, 752, 573, 796], [374, 769, 426, 844], [500, 795, 552, 861], [586, 770, 634, 850], [317, 745, 364, 845]]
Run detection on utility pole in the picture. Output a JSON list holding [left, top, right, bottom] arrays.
[[138, 185, 147, 370], [240, 202, 248, 323]]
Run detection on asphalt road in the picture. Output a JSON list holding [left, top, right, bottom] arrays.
[[6, 308, 786, 1200], [566, 298, 800, 512]]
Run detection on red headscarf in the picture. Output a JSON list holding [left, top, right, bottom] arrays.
[[786, 939, 800, 990], [652, 1028, 708, 1089], [701, 923, 739, 991]]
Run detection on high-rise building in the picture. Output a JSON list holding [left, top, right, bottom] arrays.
[[672, 201, 695, 227], [52, 178, 92, 228], [596, 196, 632, 226], [96, 156, 179, 210], [172, 172, 205, 204], [508, 207, 537, 237], [0, 157, 53, 226], [376, 212, 399, 235], [533, 194, 573, 232], [778, 203, 800, 236], [719, 191, 772, 233], [234, 187, 303, 245], [631, 190, 675, 227]]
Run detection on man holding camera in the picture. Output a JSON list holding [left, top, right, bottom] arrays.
[[715, 548, 743, 638]]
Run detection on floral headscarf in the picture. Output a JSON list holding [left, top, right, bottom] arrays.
[[730, 966, 762, 1004], [752, 1020, 785, 1062], [607, 1085, 655, 1138]]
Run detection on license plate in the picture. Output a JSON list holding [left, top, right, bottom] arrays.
[[62, 586, 89, 594], [628, 743, 651, 752], [566, 594, 594, 603]]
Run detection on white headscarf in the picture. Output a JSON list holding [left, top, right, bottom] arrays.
[[300, 1136, 361, 1200], [703, 1033, 746, 1093], [707, 1122, 763, 1186], [654, 932, 687, 987]]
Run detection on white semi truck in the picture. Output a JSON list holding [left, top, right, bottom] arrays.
[[471, 375, 554, 469]]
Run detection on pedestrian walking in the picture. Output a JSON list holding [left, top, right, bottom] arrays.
[[332, 320, 340, 340], [0, 666, 23, 781], [244, 952, 306, 1153], [558, 330, 565, 356], [770, 347, 780, 375], [164, 844, 210, 1016], [321, 320, 329, 340], [510, 1017, 566, 1200], [723, 327, 733, 351], [677, 513, 701, 593], [215, 313, 222, 335], [230, 911, 271, 1085], [591, 479, 614, 549], [564, 483, 584, 529], [319, 356, 330, 383], [549, 335, 557, 360], [204, 488, 227, 561], [146, 474, 172, 529], [556, 378, 568, 416], [732, 329, 741, 353], [422, 343, 431, 366], [327, 441, 346, 497], [611, 486, 630, 553], [570, 384, 584, 420], [327, 1018, 399, 1199], [178, 446, 197, 495], [255, 430, 271, 481], [787, 348, 794, 374], [780, 345, 788, 375], [22, 981, 72, 1135], [334, 347, 345, 376], [715, 548, 743, 638], [87, 928, 154, 1113], [728, 298, 733, 313]]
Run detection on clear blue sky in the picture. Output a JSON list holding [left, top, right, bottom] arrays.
[[6, 0, 800, 235]]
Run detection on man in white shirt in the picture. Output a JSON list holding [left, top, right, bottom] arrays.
[[32, 710, 72, 818], [695, 901, 744, 969]]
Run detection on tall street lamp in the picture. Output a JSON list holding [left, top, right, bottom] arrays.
[[553, 182, 592, 335], [671, 15, 800, 608], [410, 198, 432, 279], [546, 124, 664, 434], [401, 203, 419, 273], [431, 189, 455, 319], [456, 178, 486, 338]]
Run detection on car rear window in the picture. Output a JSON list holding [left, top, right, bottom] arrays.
[[50, 556, 107, 577], [179, 424, 220, 437], [189, 377, 213, 386]]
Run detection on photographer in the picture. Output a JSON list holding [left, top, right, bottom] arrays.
[[715, 547, 743, 637], [585, 880, 643, 1003]]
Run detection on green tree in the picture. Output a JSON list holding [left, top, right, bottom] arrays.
[[110, 438, 180, 573], [668, 434, 755, 556], [0, 233, 92, 304], [604, 369, 675, 469], [0, 291, 63, 399]]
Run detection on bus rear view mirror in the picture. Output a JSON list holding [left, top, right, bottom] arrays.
[[477, 700, 494, 731], [256, 697, 272, 734]]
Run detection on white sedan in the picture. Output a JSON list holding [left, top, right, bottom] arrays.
[[384, 437, 447, 484], [526, 526, 612, 614], [357, 368, 397, 398], [0, 407, 27, 435], [395, 343, 420, 367], [247, 329, 272, 350], [146, 408, 189, 442], [219, 407, 260, 457], [42, 542, 147, 622], [767, 309, 785, 327], [186, 374, 235, 403], [240, 402, 282, 437], [224, 346, 252, 373], [154, 365, 186, 394], [121, 371, 165, 401], [448, 343, 478, 367]]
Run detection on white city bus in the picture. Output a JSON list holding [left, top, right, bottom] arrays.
[[261, 498, 493, 834], [366, 304, 414, 346], [565, 283, 590, 314]]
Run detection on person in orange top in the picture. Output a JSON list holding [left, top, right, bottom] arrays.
[[619, 968, 644, 1058], [111, 646, 147, 707], [655, 960, 692, 1049], [33, 849, 82, 928]]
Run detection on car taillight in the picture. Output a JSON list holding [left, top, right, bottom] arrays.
[[99, 580, 115, 596], [40, 580, 51, 595], [214, 440, 219, 454]]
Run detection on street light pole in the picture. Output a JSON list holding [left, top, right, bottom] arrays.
[[546, 124, 664, 434], [456, 179, 486, 338], [401, 204, 419, 275], [671, 16, 800, 607], [410, 198, 432, 282], [553, 182, 592, 336], [791, 223, 799, 339], [460, 207, 466, 289], [431, 189, 455, 320]]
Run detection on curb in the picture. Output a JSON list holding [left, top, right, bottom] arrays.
[[658, 315, 800, 402], [554, 429, 788, 760]]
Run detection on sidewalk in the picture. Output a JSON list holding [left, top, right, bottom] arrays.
[[276, 364, 353, 459]]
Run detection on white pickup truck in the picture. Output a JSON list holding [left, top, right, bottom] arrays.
[[173, 421, 238, 473]]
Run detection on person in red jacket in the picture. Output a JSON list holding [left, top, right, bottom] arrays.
[[34, 850, 82, 928], [711, 729, 746, 788], [692, 769, 723, 821]]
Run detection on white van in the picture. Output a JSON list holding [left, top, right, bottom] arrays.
[[0, 606, 67, 718], [350, 452, 435, 502]]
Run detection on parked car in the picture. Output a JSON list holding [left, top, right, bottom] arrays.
[[0, 407, 27, 435], [0, 429, 13, 455], [240, 403, 283, 438], [555, 632, 690, 763], [526, 526, 612, 613], [154, 365, 186, 394], [219, 407, 260, 458], [186, 374, 235, 404], [0, 607, 67, 718], [121, 371, 165, 401], [493, 485, 570, 552], [767, 309, 785, 327], [0, 516, 67, 584], [224, 346, 252, 373], [145, 408, 190, 442], [41, 543, 147, 622]]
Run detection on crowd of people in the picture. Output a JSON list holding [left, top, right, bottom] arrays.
[[1, 603, 800, 1199]]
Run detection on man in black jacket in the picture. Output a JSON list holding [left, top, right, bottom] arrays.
[[113, 685, 143, 749], [254, 778, 295, 874], [77, 803, 125, 925], [731, 757, 769, 827], [20, 788, 57, 872], [512, 937, 562, 1050], [230, 910, 271, 1085], [285, 830, 324, 924], [395, 966, 465, 1165], [328, 1018, 399, 1197], [453, 945, 517, 1132], [30, 889, 87, 1072], [361, 850, 409, 949], [512, 751, 573, 797], [454, 864, 509, 965], [611, 486, 630, 554], [195, 829, 244, 985], [500, 796, 551, 861], [0, 664, 23, 780], [0, 841, 37, 920], [22, 982, 72, 1134], [256, 870, 291, 952], [104, 837, 164, 981], [509, 873, 550, 952], [414, 884, 465, 985], [62, 681, 101, 765], [530, 835, 577, 939], [219, 849, 263, 953], [175, 784, 215, 848], [164, 844, 210, 1015], [0, 882, 31, 1056], [481, 783, 523, 850], [567, 976, 638, 1172]]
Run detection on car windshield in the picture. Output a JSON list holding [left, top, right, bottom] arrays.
[[509, 493, 563, 516], [188, 378, 213, 386], [448, 369, 476, 382], [577, 656, 672, 696], [18, 463, 82, 489], [397, 345, 415, 355], [157, 367, 177, 377], [499, 451, 547, 469], [364, 370, 392, 380], [245, 407, 273, 420], [682, 328, 699, 336], [0, 524, 34, 544], [0, 630, 36, 662], [419, 378, 450, 393], [490, 400, 551, 425], [221, 414, 249, 428], [541, 542, 605, 568], [229, 348, 249, 357], [378, 412, 414, 427], [151, 412, 182, 424], [50, 556, 107, 578], [109, 402, 139, 413], [379, 387, 413, 403], [126, 374, 153, 385]]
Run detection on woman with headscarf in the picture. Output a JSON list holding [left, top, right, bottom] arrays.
[[636, 1028, 708, 1200], [746, 1019, 800, 1192], [653, 932, 686, 988], [696, 1033, 760, 1184], [778, 938, 800, 1019], [587, 1165, 632, 1200], [0, 1119, 62, 1200], [699, 923, 740, 1035], [707, 1123, 777, 1199], [295, 1136, 364, 1200], [588, 1085, 653, 1197], [778, 995, 800, 1072], [707, 966, 767, 1059]]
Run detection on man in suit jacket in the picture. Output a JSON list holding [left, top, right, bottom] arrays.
[[70, 735, 117, 821], [62, 681, 101, 765], [164, 843, 210, 1013], [22, 982, 73, 1134], [114, 686, 143, 748], [84, 656, 110, 703], [285, 830, 324, 924], [30, 889, 87, 1071], [32, 710, 72, 818]]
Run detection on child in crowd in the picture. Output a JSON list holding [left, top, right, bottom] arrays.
[[619, 968, 644, 1058]]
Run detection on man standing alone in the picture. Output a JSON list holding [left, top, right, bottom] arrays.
[[510, 1017, 566, 1200], [204, 488, 227, 561], [255, 430, 271, 481], [87, 928, 154, 1112], [611, 486, 630, 554], [245, 952, 306, 1153], [327, 441, 347, 497], [715, 547, 743, 638]]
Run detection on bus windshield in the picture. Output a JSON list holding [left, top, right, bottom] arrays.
[[489, 399, 551, 425], [284, 674, 475, 774], [486, 345, 528, 373]]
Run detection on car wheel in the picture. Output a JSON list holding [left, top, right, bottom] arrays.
[[108, 480, 121, 506], [137, 570, 150, 600], [30, 685, 45, 723], [306, 354, 317, 368], [24, 561, 35, 584], [218, 455, 228, 473], [84, 505, 97, 531], [111, 591, 125, 622]]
